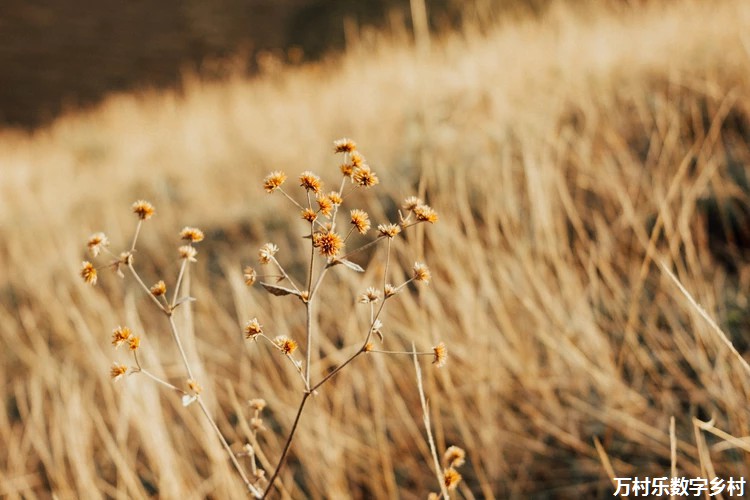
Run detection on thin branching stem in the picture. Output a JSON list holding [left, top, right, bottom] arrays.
[[172, 257, 188, 307], [127, 263, 169, 313], [130, 220, 143, 253]]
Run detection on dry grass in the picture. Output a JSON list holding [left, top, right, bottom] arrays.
[[3, 0, 750, 497]]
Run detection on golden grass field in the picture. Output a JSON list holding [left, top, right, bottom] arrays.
[[3, 0, 750, 497]]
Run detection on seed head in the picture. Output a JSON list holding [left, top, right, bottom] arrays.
[[132, 200, 155, 220], [243, 267, 257, 286], [274, 336, 298, 355], [327, 191, 343, 205], [179, 245, 198, 262], [258, 243, 279, 264], [150, 280, 167, 296], [350, 151, 365, 168], [312, 231, 343, 258], [128, 336, 141, 351], [359, 287, 381, 304], [316, 194, 334, 217], [244, 318, 263, 339], [414, 204, 438, 224], [263, 171, 287, 193], [180, 227, 204, 243], [412, 262, 431, 284], [112, 326, 132, 348], [443, 446, 466, 469], [443, 468, 462, 490], [110, 363, 128, 381], [402, 196, 423, 211], [378, 223, 401, 238], [384, 283, 398, 298], [333, 138, 357, 153], [340, 162, 354, 178], [299, 171, 322, 193], [301, 208, 318, 222], [87, 232, 109, 257], [432, 342, 447, 368], [352, 165, 379, 188], [350, 209, 371, 235], [80, 261, 98, 285], [248, 398, 267, 412]]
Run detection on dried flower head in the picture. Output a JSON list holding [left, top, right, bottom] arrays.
[[384, 283, 398, 298], [80, 261, 97, 285], [352, 165, 379, 188], [443, 446, 466, 468], [340, 162, 354, 178], [414, 204, 438, 224], [251, 417, 267, 432], [432, 342, 448, 368], [274, 336, 298, 355], [378, 223, 401, 238], [187, 379, 202, 394], [350, 151, 365, 168], [179, 245, 198, 262], [248, 398, 267, 412], [350, 209, 371, 235], [299, 171, 322, 193], [443, 468, 462, 490], [333, 138, 357, 153], [111, 326, 132, 348], [132, 200, 155, 220], [363, 342, 374, 353], [119, 251, 133, 266], [263, 171, 287, 193], [359, 287, 381, 304], [312, 231, 343, 258], [243, 267, 257, 286], [150, 280, 167, 296], [301, 208, 318, 222], [316, 194, 334, 217], [402, 196, 424, 211], [128, 336, 141, 351], [413, 262, 431, 284], [327, 191, 343, 205], [110, 363, 128, 381], [258, 243, 279, 264], [87, 232, 109, 257], [180, 227, 204, 243], [244, 318, 263, 339]]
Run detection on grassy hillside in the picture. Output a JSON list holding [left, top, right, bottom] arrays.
[[3, 0, 750, 497]]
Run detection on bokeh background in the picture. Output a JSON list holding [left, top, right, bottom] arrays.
[[3, 0, 750, 498]]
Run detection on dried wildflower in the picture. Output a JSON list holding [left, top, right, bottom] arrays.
[[150, 280, 167, 296], [132, 200, 155, 220], [299, 171, 322, 193], [180, 226, 204, 243], [350, 209, 371, 235], [378, 223, 401, 238], [258, 243, 279, 264], [350, 151, 365, 168], [312, 231, 343, 258], [110, 363, 128, 381], [363, 342, 374, 353], [274, 336, 298, 355], [301, 208, 318, 222], [372, 319, 384, 340], [251, 417, 267, 432], [243, 267, 257, 286], [316, 194, 333, 217], [443, 446, 466, 468], [119, 252, 133, 266], [111, 326, 132, 348], [179, 245, 198, 262], [333, 138, 357, 153], [244, 318, 263, 339], [80, 261, 97, 285], [340, 162, 354, 178], [263, 171, 287, 193], [248, 398, 267, 411], [352, 165, 379, 188], [128, 336, 141, 351], [187, 379, 202, 394], [87, 232, 109, 257], [402, 196, 423, 211], [432, 342, 448, 368], [359, 287, 381, 303], [384, 283, 398, 298], [443, 468, 462, 490], [412, 262, 431, 284], [327, 191, 343, 205], [414, 204, 438, 224]]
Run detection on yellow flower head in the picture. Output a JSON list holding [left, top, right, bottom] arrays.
[[443, 446, 466, 469], [432, 342, 448, 368], [274, 336, 298, 355], [412, 262, 431, 284], [443, 468, 462, 490], [333, 138, 357, 153], [243, 267, 257, 286], [377, 223, 401, 238], [132, 200, 155, 220], [299, 171, 322, 193], [110, 363, 128, 381], [327, 191, 343, 205], [312, 231, 343, 258], [180, 226, 204, 243], [316, 194, 334, 217], [80, 261, 98, 285], [244, 318, 263, 339], [178, 245, 198, 262], [263, 171, 287, 193], [414, 204, 438, 224], [87, 232, 109, 257], [352, 165, 379, 188], [301, 208, 318, 222], [402, 196, 423, 211], [350, 209, 371, 235], [128, 336, 141, 351], [150, 280, 167, 296], [258, 243, 279, 264], [111, 326, 132, 348]]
